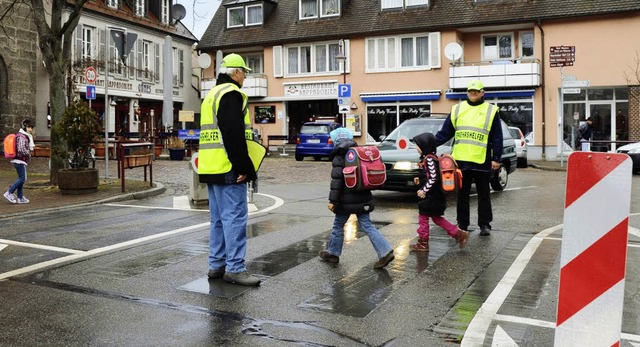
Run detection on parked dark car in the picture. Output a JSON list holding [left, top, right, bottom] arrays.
[[377, 115, 517, 192], [616, 142, 640, 174], [295, 121, 342, 161]]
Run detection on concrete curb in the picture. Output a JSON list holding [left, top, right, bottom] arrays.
[[527, 163, 567, 172]]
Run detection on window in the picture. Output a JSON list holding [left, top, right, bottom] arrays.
[[520, 31, 534, 58], [243, 54, 264, 74], [366, 32, 440, 72], [300, 0, 339, 19], [106, 0, 118, 8], [228, 7, 244, 27], [246, 5, 263, 25], [110, 37, 125, 76], [314, 43, 340, 73], [135, 0, 145, 16], [161, 0, 170, 24], [82, 26, 94, 61], [381, 0, 428, 10], [482, 33, 513, 60], [287, 46, 311, 74], [142, 40, 151, 79]]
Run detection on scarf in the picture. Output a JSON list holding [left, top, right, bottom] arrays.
[[19, 128, 35, 151]]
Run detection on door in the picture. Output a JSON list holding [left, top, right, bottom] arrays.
[[588, 103, 612, 152]]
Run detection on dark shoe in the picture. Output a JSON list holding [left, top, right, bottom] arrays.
[[455, 229, 469, 248], [207, 267, 225, 279], [409, 238, 429, 252], [373, 250, 395, 269], [319, 250, 339, 263], [479, 226, 491, 236], [223, 271, 261, 286]]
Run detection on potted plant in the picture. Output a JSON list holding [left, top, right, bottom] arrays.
[[54, 100, 102, 194], [167, 136, 186, 161]]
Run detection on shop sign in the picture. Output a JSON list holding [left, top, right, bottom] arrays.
[[284, 82, 337, 97]]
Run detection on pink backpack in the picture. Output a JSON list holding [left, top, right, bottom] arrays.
[[343, 146, 387, 191]]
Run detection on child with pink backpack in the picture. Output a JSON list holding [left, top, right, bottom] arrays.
[[4, 119, 35, 204]]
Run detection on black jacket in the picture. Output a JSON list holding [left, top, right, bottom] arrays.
[[199, 74, 256, 184], [414, 133, 446, 216], [328, 140, 375, 215]]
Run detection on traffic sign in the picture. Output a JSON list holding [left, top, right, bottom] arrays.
[[86, 85, 96, 100], [562, 74, 577, 81], [562, 88, 581, 94], [563, 80, 590, 88], [550, 46, 575, 68], [337, 84, 351, 98], [85, 67, 97, 84]]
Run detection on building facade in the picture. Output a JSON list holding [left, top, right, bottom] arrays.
[[197, 0, 640, 161]]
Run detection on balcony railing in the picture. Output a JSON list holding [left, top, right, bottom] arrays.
[[200, 74, 268, 99], [449, 59, 541, 89]]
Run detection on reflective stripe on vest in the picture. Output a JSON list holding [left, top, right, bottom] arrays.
[[450, 101, 497, 164], [199, 83, 252, 175]]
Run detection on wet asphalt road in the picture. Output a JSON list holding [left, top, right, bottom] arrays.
[[1, 156, 640, 346]]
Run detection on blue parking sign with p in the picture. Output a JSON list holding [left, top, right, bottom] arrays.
[[338, 84, 351, 98], [86, 85, 96, 100]]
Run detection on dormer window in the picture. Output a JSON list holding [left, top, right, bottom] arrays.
[[227, 4, 263, 28], [106, 0, 118, 9], [381, 0, 429, 10], [161, 0, 170, 24], [300, 0, 340, 19], [135, 0, 145, 16]]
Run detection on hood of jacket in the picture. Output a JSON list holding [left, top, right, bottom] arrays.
[[413, 132, 437, 157]]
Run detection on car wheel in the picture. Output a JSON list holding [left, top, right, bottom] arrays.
[[490, 164, 508, 191], [295, 154, 303, 161], [314, 156, 322, 161], [517, 157, 528, 168]]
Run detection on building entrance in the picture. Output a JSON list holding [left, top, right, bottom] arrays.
[[286, 100, 338, 139]]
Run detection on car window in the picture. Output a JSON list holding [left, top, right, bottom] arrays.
[[501, 122, 513, 140], [300, 124, 329, 134], [382, 119, 445, 143]]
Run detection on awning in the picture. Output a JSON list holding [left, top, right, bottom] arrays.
[[360, 90, 441, 102], [445, 89, 535, 99]]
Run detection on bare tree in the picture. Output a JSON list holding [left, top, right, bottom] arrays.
[[0, 0, 89, 183], [624, 51, 640, 104]]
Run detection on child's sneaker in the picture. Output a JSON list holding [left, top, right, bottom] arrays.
[[3, 191, 16, 204], [16, 196, 29, 204]]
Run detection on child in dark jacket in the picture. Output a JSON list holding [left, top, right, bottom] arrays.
[[410, 132, 468, 252], [319, 128, 395, 269]]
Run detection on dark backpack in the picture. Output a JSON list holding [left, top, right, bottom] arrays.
[[343, 146, 387, 191], [426, 153, 462, 192]]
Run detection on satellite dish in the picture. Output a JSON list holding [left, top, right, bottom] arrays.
[[198, 53, 212, 69], [172, 4, 186, 22], [444, 42, 463, 61]]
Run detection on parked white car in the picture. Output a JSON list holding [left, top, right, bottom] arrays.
[[509, 126, 528, 168]]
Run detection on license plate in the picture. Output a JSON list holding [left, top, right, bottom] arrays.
[[307, 139, 320, 143]]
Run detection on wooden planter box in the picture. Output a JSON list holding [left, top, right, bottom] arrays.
[[33, 146, 51, 157], [122, 154, 152, 169]]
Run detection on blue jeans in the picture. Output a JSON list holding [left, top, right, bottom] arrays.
[[9, 163, 27, 199], [327, 213, 393, 258], [207, 182, 248, 273]]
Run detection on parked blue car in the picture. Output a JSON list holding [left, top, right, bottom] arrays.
[[295, 121, 342, 161]]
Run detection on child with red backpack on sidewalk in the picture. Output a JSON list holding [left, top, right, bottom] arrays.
[[4, 119, 35, 204], [410, 132, 468, 252], [318, 127, 395, 269]]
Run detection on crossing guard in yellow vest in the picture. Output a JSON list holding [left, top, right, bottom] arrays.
[[199, 53, 261, 287], [434, 79, 504, 237]]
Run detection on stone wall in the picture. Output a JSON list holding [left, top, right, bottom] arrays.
[[0, 0, 37, 138], [629, 85, 640, 142]]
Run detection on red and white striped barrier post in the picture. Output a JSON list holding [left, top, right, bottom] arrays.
[[555, 152, 632, 346]]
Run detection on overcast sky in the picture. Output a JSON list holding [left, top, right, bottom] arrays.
[[177, 0, 220, 40]]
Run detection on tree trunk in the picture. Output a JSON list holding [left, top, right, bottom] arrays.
[[48, 64, 68, 185]]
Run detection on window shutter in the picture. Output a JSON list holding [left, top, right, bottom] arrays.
[[344, 39, 351, 73], [179, 49, 184, 86], [273, 45, 283, 78], [429, 32, 441, 68], [75, 26, 83, 64], [154, 42, 160, 81], [137, 40, 142, 79], [99, 29, 106, 74], [128, 43, 135, 77]]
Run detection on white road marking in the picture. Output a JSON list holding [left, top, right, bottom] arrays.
[[0, 239, 82, 254], [470, 186, 538, 197], [0, 193, 285, 281], [0, 243, 6, 253], [492, 325, 518, 347], [172, 195, 191, 209]]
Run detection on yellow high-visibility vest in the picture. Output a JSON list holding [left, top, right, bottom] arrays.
[[199, 83, 252, 175], [450, 101, 498, 164]]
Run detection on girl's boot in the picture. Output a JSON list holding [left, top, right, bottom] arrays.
[[410, 238, 429, 252]]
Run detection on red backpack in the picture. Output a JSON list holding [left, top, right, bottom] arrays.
[[343, 146, 387, 191], [3, 133, 17, 159], [426, 153, 462, 192]]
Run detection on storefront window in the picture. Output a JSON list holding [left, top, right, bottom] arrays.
[[588, 89, 613, 100], [366, 103, 430, 143]]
